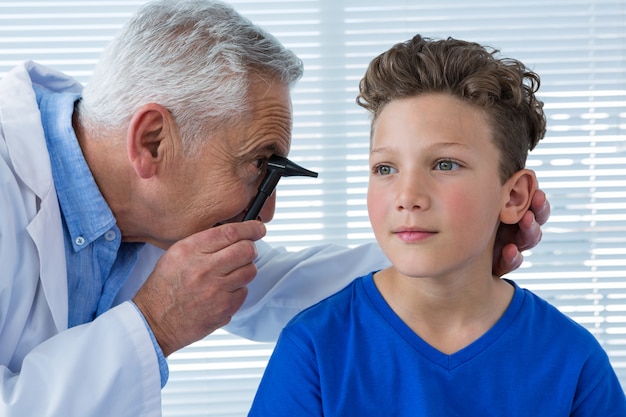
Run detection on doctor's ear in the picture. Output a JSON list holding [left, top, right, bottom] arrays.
[[500, 169, 537, 225], [126, 103, 175, 179]]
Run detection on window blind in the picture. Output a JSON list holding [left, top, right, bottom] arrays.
[[1, 1, 624, 416]]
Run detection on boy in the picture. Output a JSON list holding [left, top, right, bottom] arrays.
[[248, 35, 625, 416]]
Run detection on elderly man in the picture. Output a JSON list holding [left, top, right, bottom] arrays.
[[0, 0, 549, 415]]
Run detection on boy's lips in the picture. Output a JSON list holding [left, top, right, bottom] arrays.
[[393, 227, 437, 242]]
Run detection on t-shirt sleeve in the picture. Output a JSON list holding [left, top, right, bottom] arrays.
[[571, 345, 626, 416], [248, 328, 323, 417]]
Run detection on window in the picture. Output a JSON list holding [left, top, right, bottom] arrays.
[[1, 1, 624, 415]]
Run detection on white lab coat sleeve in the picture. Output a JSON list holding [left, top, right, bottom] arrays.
[[225, 240, 391, 342], [0, 302, 162, 417]]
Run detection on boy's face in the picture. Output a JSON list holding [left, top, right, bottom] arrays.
[[367, 93, 510, 281]]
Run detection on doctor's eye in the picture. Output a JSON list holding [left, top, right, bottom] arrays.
[[253, 157, 269, 173]]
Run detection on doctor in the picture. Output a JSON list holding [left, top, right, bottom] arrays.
[[0, 0, 549, 415]]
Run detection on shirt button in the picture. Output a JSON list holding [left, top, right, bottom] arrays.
[[104, 230, 117, 241], [75, 236, 85, 246]]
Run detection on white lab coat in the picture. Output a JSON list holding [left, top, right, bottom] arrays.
[[0, 61, 389, 416]]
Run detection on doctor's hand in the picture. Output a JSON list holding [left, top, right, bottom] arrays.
[[493, 188, 550, 277], [133, 221, 266, 357]]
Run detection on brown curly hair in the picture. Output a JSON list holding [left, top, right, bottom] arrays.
[[357, 34, 546, 182]]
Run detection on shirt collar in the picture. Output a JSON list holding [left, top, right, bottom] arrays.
[[35, 84, 117, 252]]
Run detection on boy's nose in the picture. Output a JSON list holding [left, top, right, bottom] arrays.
[[396, 174, 429, 211]]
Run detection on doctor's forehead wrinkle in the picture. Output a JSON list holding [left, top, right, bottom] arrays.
[[241, 142, 286, 160]]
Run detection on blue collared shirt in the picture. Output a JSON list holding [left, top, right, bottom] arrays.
[[34, 83, 168, 387]]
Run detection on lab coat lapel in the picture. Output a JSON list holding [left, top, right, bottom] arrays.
[[0, 61, 72, 332], [26, 198, 69, 333]]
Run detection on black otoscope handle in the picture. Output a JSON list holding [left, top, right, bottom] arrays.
[[242, 155, 318, 221], [242, 170, 281, 221]]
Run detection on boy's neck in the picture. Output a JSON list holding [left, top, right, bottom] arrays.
[[372, 267, 515, 355]]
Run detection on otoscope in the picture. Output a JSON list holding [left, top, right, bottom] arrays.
[[242, 155, 318, 221]]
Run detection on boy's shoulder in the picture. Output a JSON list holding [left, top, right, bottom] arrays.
[[513, 282, 604, 349], [283, 272, 373, 334]]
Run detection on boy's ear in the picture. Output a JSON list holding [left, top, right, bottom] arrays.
[[126, 103, 173, 179], [500, 169, 537, 225]]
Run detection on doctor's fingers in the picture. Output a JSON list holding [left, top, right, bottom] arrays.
[[196, 257, 258, 296], [178, 237, 259, 291], [193, 221, 266, 254], [164, 226, 259, 273], [529, 188, 550, 226]]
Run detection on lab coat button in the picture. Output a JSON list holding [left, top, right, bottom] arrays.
[[75, 236, 85, 246], [105, 230, 116, 241]]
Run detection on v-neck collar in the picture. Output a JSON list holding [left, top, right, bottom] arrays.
[[362, 272, 524, 370]]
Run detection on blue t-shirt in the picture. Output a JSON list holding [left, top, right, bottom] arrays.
[[249, 273, 626, 416]]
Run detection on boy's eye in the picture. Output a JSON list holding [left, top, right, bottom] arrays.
[[374, 165, 396, 175], [435, 160, 459, 171]]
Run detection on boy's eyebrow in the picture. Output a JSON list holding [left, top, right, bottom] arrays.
[[370, 142, 471, 154], [369, 146, 390, 155], [429, 142, 472, 151]]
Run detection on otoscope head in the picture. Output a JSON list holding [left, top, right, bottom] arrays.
[[267, 155, 318, 178], [242, 154, 318, 222]]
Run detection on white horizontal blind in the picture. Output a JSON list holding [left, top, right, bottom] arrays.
[[1, 1, 624, 416]]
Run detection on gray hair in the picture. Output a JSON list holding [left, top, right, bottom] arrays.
[[78, 0, 303, 153]]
